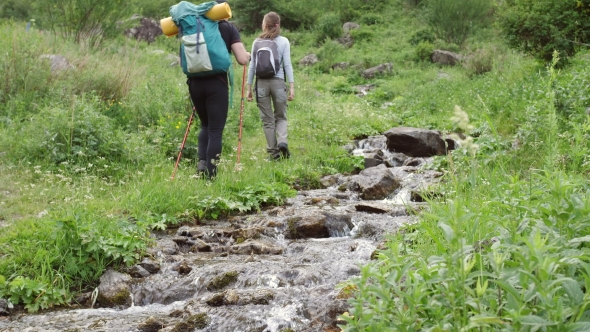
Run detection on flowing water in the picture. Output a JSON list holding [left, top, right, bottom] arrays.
[[0, 136, 441, 332]]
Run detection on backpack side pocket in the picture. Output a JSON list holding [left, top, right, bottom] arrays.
[[182, 33, 212, 73]]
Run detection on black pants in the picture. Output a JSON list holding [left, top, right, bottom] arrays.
[[188, 74, 228, 177]]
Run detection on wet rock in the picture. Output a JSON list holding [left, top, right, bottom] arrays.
[[171, 313, 210, 331], [247, 290, 274, 305], [384, 127, 447, 157], [74, 292, 92, 306], [97, 269, 132, 307], [285, 211, 353, 239], [349, 164, 400, 200], [205, 292, 226, 307], [189, 238, 212, 252], [205, 289, 239, 306], [355, 202, 391, 213], [129, 265, 152, 278], [230, 239, 283, 255], [320, 174, 340, 188], [285, 214, 328, 239], [172, 236, 189, 245], [371, 242, 388, 260], [152, 239, 179, 255], [137, 316, 165, 332], [384, 152, 408, 167], [0, 298, 10, 316], [403, 157, 426, 167], [177, 260, 192, 275], [227, 227, 264, 240], [140, 258, 161, 274], [206, 271, 239, 291]]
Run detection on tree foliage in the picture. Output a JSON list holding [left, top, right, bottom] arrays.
[[497, 0, 590, 63]]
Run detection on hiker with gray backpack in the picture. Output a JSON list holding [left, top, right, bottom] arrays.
[[246, 12, 295, 161]]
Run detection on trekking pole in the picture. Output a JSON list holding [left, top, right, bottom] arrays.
[[171, 107, 196, 180], [236, 64, 247, 165]]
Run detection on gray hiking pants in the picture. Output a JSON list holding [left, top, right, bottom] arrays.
[[255, 78, 288, 157]]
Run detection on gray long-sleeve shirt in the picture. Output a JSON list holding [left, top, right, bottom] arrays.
[[247, 36, 294, 84]]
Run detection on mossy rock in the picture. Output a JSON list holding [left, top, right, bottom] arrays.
[[137, 316, 164, 332], [97, 288, 130, 307], [206, 271, 239, 291], [172, 313, 210, 331]]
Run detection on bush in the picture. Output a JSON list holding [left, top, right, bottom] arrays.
[[32, 0, 133, 45], [0, 0, 31, 20], [409, 28, 436, 45], [315, 12, 342, 44], [231, 0, 274, 33], [3, 97, 127, 166], [497, 0, 590, 64], [415, 41, 434, 62], [425, 0, 492, 46], [358, 13, 382, 26], [317, 40, 345, 72], [463, 46, 495, 76], [350, 26, 375, 43]]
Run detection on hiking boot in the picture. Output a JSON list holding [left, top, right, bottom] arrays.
[[266, 154, 281, 162], [278, 143, 290, 159], [196, 160, 207, 175]]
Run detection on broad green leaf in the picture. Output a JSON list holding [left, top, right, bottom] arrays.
[[561, 278, 584, 306], [519, 315, 555, 326]]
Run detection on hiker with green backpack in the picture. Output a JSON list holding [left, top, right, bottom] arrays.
[[246, 12, 295, 161], [170, 0, 250, 179]]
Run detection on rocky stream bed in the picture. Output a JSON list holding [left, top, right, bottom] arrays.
[[0, 128, 453, 332]]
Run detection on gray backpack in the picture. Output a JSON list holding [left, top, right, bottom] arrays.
[[253, 38, 281, 78]]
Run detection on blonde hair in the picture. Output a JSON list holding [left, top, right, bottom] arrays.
[[258, 12, 280, 39]]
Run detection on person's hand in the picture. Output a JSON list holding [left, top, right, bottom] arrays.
[[288, 87, 295, 101], [247, 90, 253, 102]]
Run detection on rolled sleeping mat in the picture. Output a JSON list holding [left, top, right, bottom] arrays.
[[160, 3, 232, 37]]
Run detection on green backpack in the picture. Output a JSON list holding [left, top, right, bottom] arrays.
[[170, 1, 231, 78]]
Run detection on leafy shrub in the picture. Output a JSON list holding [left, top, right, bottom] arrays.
[[496, 0, 590, 63], [317, 40, 345, 72], [315, 12, 342, 44], [415, 41, 434, 62], [0, 214, 147, 312], [190, 182, 296, 220], [409, 28, 436, 45], [425, 0, 492, 46], [350, 26, 375, 43], [231, 0, 274, 32], [358, 13, 382, 26], [33, 0, 133, 45], [3, 97, 127, 166], [433, 39, 461, 53], [0, 0, 30, 20], [463, 46, 495, 76]]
